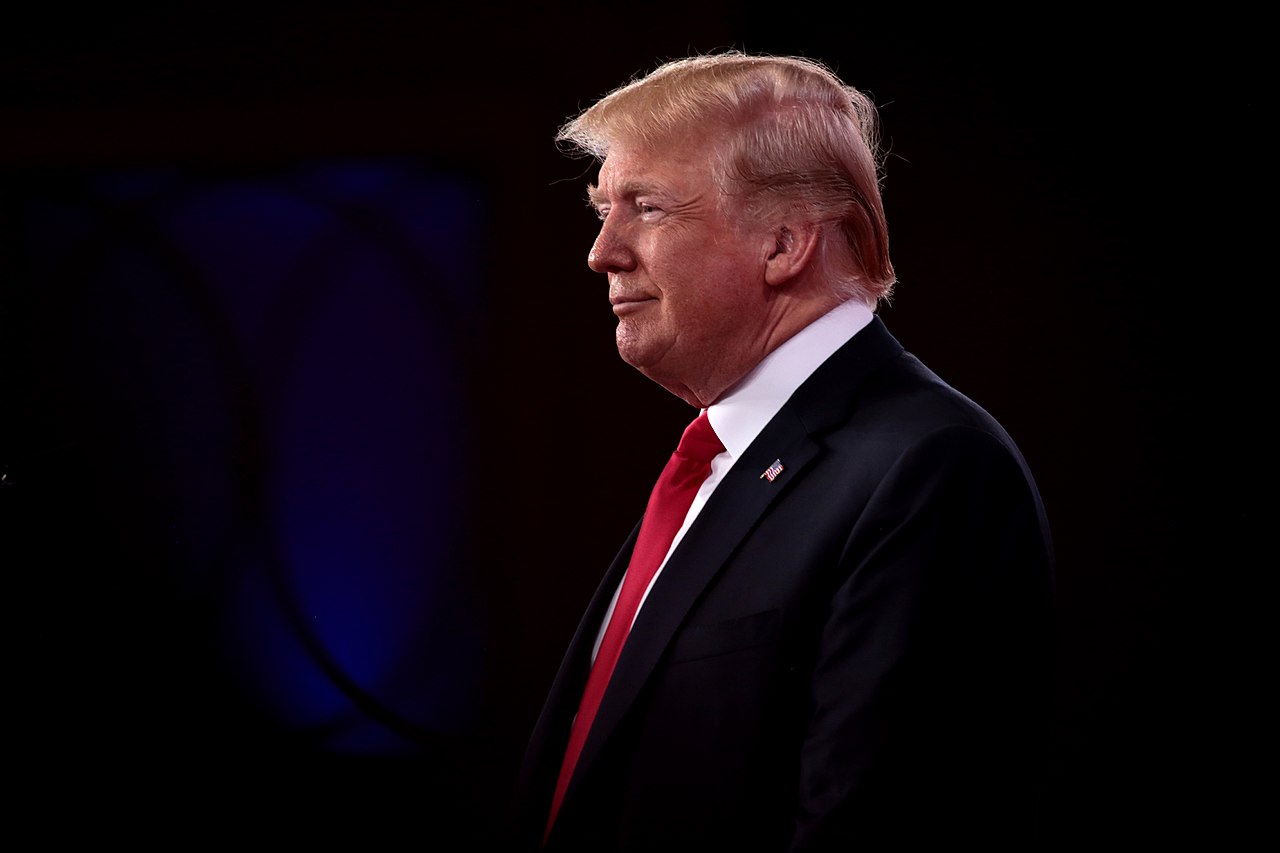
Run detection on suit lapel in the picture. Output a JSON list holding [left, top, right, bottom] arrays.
[[558, 316, 906, 814], [518, 522, 639, 816]]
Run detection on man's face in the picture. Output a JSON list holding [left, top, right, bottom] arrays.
[[587, 133, 772, 406]]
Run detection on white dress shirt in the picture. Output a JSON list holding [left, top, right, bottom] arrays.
[[591, 299, 876, 660]]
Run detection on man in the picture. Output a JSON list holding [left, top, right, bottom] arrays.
[[511, 52, 1054, 851]]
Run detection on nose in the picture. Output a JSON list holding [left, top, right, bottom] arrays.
[[587, 215, 636, 274]]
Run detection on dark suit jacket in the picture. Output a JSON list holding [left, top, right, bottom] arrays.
[[510, 317, 1055, 852]]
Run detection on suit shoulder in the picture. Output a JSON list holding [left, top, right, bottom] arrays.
[[856, 352, 1015, 442]]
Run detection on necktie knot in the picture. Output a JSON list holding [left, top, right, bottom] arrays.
[[675, 411, 724, 464]]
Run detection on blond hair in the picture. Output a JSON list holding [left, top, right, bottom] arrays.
[[556, 51, 896, 304]]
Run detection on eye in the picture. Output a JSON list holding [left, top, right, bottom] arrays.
[[593, 205, 610, 222], [637, 202, 662, 217]]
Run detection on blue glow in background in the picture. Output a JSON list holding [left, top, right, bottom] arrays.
[[10, 161, 490, 790]]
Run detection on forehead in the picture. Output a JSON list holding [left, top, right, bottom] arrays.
[[590, 134, 724, 203]]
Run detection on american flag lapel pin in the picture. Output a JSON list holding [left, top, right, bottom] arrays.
[[760, 459, 784, 483]]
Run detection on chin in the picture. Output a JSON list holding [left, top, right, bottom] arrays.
[[615, 329, 689, 389], [614, 330, 652, 368]]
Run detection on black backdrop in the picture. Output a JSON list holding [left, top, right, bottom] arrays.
[[3, 4, 1252, 847]]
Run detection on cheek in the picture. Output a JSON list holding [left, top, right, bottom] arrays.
[[675, 271, 750, 334], [646, 232, 761, 315], [652, 238, 721, 284]]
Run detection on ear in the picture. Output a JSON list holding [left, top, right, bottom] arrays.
[[763, 221, 821, 287]]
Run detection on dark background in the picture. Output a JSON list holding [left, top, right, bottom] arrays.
[[3, 4, 1252, 847]]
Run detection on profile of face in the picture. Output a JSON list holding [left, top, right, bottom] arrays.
[[587, 131, 775, 406]]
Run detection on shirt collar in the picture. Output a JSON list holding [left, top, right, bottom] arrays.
[[705, 299, 875, 459]]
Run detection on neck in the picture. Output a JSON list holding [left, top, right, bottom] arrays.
[[650, 291, 852, 407]]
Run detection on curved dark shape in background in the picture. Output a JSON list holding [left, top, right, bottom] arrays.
[[7, 160, 493, 835]]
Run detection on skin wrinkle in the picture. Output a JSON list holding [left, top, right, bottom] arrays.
[[586, 127, 841, 408], [589, 138, 768, 407]]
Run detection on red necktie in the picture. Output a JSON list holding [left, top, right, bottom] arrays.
[[544, 411, 725, 841]]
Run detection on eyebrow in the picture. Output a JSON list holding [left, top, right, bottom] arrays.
[[586, 180, 667, 209]]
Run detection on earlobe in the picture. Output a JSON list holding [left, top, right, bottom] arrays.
[[764, 222, 819, 286]]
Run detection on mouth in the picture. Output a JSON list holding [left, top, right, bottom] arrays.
[[609, 294, 657, 316]]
